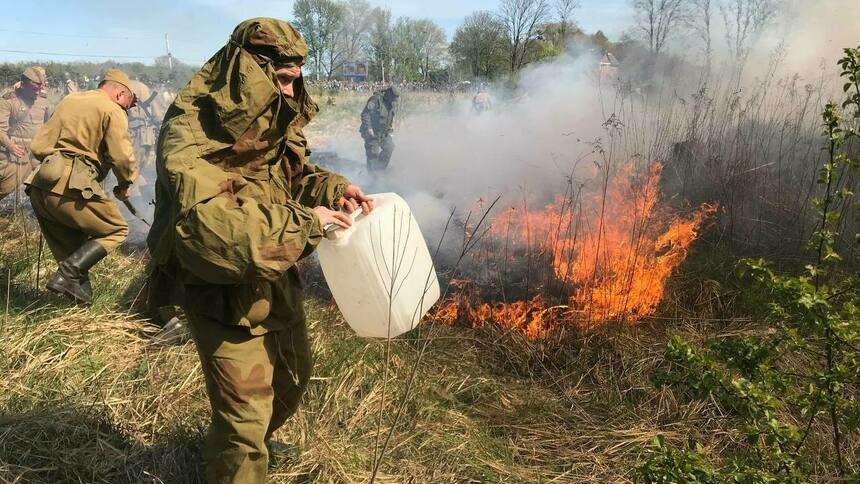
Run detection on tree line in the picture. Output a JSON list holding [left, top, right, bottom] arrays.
[[294, 0, 786, 83], [1, 0, 783, 88], [0, 55, 197, 92], [292, 0, 621, 83]]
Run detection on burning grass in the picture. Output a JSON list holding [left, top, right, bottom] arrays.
[[435, 161, 717, 338]]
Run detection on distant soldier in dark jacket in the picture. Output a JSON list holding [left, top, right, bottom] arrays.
[[359, 86, 398, 171]]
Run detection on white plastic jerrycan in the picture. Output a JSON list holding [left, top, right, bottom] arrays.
[[317, 193, 441, 338]]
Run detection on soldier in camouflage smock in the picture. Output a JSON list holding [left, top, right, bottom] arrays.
[[0, 67, 51, 201], [146, 18, 373, 483]]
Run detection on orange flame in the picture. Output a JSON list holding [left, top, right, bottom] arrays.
[[433, 161, 716, 337]]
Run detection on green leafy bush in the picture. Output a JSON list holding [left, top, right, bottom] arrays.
[[639, 46, 860, 483]]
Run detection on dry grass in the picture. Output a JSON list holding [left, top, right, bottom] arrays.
[[0, 208, 761, 483]]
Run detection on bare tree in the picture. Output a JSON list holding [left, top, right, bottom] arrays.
[[498, 0, 552, 72], [389, 18, 448, 81], [323, 6, 349, 79], [366, 7, 393, 81], [413, 19, 448, 80], [554, 0, 581, 41], [688, 0, 714, 68], [293, 0, 346, 80], [337, 0, 373, 62], [630, 0, 690, 56], [720, 0, 779, 64]]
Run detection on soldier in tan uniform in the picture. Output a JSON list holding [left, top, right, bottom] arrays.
[[126, 79, 158, 166], [472, 88, 493, 113], [147, 18, 373, 483], [0, 67, 52, 201], [26, 68, 141, 303]]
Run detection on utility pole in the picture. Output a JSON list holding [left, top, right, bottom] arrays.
[[165, 33, 173, 70]]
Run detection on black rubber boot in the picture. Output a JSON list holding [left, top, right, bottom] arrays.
[[46, 240, 107, 304]]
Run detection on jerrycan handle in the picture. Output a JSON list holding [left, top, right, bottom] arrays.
[[323, 208, 364, 241]]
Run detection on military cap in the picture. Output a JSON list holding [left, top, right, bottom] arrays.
[[103, 68, 147, 99], [22, 66, 47, 85]]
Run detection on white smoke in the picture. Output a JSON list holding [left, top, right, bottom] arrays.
[[326, 50, 609, 240], [323, 1, 857, 243], [754, 0, 860, 76]]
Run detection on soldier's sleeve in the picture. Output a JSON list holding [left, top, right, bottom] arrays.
[[30, 111, 61, 161], [0, 98, 11, 148], [285, 127, 350, 209], [295, 162, 351, 209], [104, 108, 138, 187], [360, 96, 376, 129], [387, 104, 395, 132], [162, 119, 327, 284], [171, 169, 327, 284]]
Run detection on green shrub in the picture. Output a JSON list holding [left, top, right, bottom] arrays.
[[639, 46, 860, 483]]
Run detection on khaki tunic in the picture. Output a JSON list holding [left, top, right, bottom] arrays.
[[26, 89, 138, 257], [127, 80, 158, 166], [0, 88, 51, 199]]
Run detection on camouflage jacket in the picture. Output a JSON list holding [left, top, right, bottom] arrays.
[[360, 92, 395, 137], [147, 18, 350, 334]]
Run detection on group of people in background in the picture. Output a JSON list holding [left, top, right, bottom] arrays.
[[307, 78, 473, 93]]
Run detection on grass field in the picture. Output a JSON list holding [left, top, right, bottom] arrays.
[[0, 200, 761, 483]]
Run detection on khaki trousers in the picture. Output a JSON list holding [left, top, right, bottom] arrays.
[[0, 161, 34, 201], [28, 186, 128, 261]]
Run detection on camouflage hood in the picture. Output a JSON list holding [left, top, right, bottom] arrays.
[[169, 17, 317, 142], [148, 18, 347, 288]]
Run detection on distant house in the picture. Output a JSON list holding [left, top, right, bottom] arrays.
[[337, 61, 369, 83], [599, 53, 620, 82]]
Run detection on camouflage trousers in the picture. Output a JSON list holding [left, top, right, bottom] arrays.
[[363, 135, 394, 171], [185, 289, 312, 484]]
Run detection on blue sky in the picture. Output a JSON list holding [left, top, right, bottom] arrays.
[[0, 0, 630, 65]]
